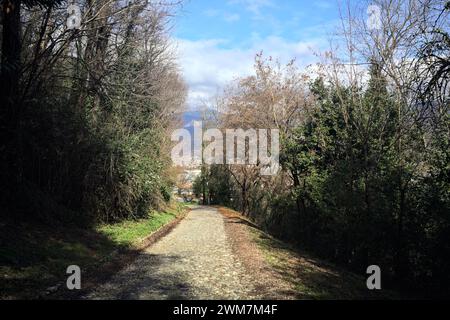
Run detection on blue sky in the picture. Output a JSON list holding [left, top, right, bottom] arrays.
[[173, 0, 342, 109]]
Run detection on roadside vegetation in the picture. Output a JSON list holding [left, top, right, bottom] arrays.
[[0, 1, 186, 224], [195, 0, 450, 298], [0, 0, 187, 299], [98, 206, 186, 247], [251, 219, 400, 300], [0, 203, 188, 299], [219, 206, 400, 299]]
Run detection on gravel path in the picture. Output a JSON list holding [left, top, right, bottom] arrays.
[[86, 206, 260, 300]]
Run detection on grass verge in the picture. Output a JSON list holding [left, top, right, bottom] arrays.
[[97, 206, 183, 247], [217, 206, 399, 300], [0, 202, 188, 299]]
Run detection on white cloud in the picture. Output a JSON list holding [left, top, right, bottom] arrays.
[[227, 0, 275, 16], [175, 36, 325, 109], [203, 9, 219, 17], [224, 13, 241, 23], [313, 1, 333, 9], [204, 9, 240, 23]]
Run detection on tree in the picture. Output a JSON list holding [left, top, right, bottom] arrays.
[[0, 0, 186, 222]]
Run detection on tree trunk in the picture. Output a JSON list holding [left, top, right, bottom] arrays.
[[292, 170, 304, 239], [395, 182, 408, 284], [1, 0, 22, 185], [1, 0, 21, 102], [241, 181, 248, 216]]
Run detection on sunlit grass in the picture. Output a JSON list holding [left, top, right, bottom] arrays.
[[0, 202, 188, 299], [97, 208, 180, 246]]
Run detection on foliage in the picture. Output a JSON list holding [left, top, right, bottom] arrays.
[[0, 203, 186, 299], [0, 1, 186, 224], [200, 1, 449, 296]]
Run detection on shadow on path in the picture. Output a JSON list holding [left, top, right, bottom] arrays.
[[86, 253, 197, 300]]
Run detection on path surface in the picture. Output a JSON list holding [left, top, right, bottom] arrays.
[[86, 206, 260, 299]]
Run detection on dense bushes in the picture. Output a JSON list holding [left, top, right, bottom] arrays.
[[197, 66, 449, 295], [194, 1, 449, 296], [0, 1, 186, 224], [278, 74, 450, 292]]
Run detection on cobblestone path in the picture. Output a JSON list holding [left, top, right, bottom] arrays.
[[86, 206, 260, 300]]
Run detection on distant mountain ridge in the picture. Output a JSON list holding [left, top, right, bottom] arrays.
[[182, 110, 203, 128]]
